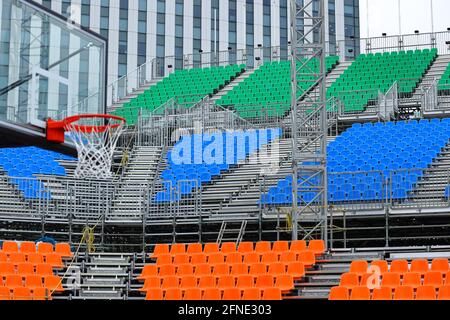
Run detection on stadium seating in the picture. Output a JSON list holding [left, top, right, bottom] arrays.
[[329, 258, 450, 300], [0, 147, 75, 199], [0, 241, 72, 300], [216, 56, 339, 119], [328, 49, 437, 112], [438, 61, 450, 93], [262, 119, 450, 205], [139, 240, 324, 300], [112, 64, 246, 125], [156, 128, 282, 202]]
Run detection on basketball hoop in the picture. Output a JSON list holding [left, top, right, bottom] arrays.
[[47, 114, 126, 179]]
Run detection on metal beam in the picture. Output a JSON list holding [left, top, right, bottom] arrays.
[[290, 0, 328, 246]]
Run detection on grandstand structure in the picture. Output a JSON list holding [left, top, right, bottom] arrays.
[[4, 0, 450, 301]]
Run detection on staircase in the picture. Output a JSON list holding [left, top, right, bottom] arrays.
[[109, 146, 162, 221], [73, 253, 132, 300], [217, 221, 247, 244], [0, 172, 33, 217], [210, 67, 259, 104], [403, 141, 450, 207], [108, 78, 163, 114]]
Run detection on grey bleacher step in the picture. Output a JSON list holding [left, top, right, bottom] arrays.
[[87, 267, 127, 274], [78, 290, 123, 299]]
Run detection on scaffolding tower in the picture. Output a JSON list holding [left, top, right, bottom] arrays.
[[290, 0, 328, 245]]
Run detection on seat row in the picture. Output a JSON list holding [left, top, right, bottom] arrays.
[[348, 259, 450, 275], [0, 262, 62, 276], [141, 274, 295, 293], [330, 285, 450, 300], [150, 240, 325, 258], [0, 274, 64, 292], [138, 262, 306, 280], [0, 241, 73, 258], [154, 251, 316, 267], [0, 253, 64, 268], [0, 286, 52, 301], [145, 287, 283, 301]]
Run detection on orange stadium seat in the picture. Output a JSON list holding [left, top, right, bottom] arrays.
[[9, 252, 26, 264], [223, 288, 242, 300], [221, 243, 237, 254], [381, 273, 402, 289], [244, 252, 261, 264], [195, 264, 212, 276], [445, 271, 450, 285], [360, 273, 381, 289], [6, 275, 23, 288], [177, 264, 195, 276], [198, 276, 216, 289], [393, 286, 414, 300], [0, 252, 7, 262], [308, 240, 325, 256], [159, 265, 176, 277], [20, 242, 36, 255], [187, 243, 203, 255], [27, 253, 44, 265], [213, 264, 230, 277], [17, 263, 35, 276], [156, 255, 172, 266], [138, 265, 158, 280], [161, 276, 180, 290], [372, 287, 393, 300], [25, 275, 43, 289], [140, 277, 161, 291], [256, 275, 274, 289], [249, 263, 267, 276], [208, 253, 225, 265], [226, 252, 243, 264], [231, 263, 249, 276], [350, 260, 369, 276], [37, 243, 54, 256], [243, 288, 261, 300], [55, 243, 73, 258], [45, 253, 64, 268], [180, 276, 197, 289], [33, 287, 52, 301], [262, 287, 282, 300], [0, 287, 11, 300], [340, 273, 360, 289], [290, 240, 307, 253], [12, 287, 32, 300], [416, 286, 437, 300], [35, 264, 53, 276], [145, 288, 164, 300], [424, 271, 443, 287], [298, 251, 315, 267], [191, 254, 207, 265], [287, 262, 305, 279], [255, 242, 272, 254], [44, 275, 64, 292], [402, 272, 422, 289], [237, 275, 254, 289], [261, 252, 279, 264], [170, 244, 186, 255], [268, 262, 286, 276], [275, 275, 294, 292], [204, 243, 220, 254], [410, 259, 429, 275], [370, 260, 389, 274], [150, 244, 170, 258], [350, 286, 371, 300], [218, 276, 236, 289], [203, 288, 222, 300], [280, 252, 298, 264], [0, 262, 15, 275], [431, 259, 449, 274], [329, 286, 349, 300], [184, 288, 202, 300], [165, 288, 183, 300], [438, 286, 450, 300], [2, 241, 19, 254], [173, 254, 190, 265], [390, 260, 409, 273], [238, 242, 254, 254], [272, 241, 289, 254]]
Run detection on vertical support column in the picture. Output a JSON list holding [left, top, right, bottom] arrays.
[[290, 0, 328, 247]]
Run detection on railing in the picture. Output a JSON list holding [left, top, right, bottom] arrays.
[[379, 81, 399, 120], [422, 79, 439, 112]]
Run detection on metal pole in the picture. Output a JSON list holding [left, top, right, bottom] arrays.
[[430, 0, 434, 34], [398, 0, 402, 35], [214, 8, 218, 66]]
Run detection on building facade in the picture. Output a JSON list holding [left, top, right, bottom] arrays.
[[31, 0, 360, 87]]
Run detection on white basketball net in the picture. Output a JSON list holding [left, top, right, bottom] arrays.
[[64, 117, 125, 180]]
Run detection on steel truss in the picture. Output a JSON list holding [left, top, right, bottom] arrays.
[[290, 0, 328, 244]]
